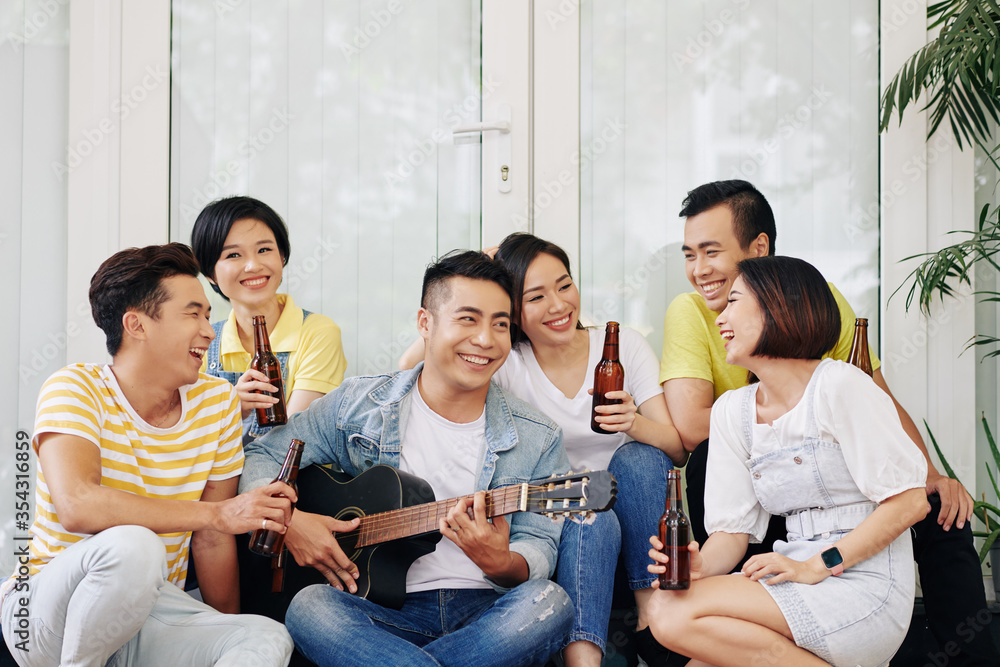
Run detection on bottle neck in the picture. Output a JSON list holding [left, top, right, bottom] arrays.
[[277, 442, 304, 482], [253, 318, 273, 353], [602, 324, 620, 361], [665, 472, 683, 512]]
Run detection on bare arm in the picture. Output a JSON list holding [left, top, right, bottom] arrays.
[[662, 377, 715, 452], [595, 391, 687, 465], [742, 487, 928, 585], [38, 433, 295, 536], [191, 477, 240, 613], [399, 337, 425, 371], [647, 532, 749, 584], [286, 389, 325, 416], [872, 368, 973, 530]]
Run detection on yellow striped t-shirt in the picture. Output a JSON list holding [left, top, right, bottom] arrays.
[[20, 363, 243, 588]]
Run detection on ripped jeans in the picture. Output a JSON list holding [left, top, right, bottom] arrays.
[[286, 581, 573, 667]]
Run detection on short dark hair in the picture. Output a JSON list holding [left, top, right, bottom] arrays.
[[421, 250, 514, 315], [191, 196, 291, 300], [89, 243, 201, 356], [495, 233, 585, 346], [736, 256, 840, 382], [680, 180, 777, 255]]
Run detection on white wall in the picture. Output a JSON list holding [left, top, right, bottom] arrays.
[[169, 0, 484, 377], [880, 0, 978, 497], [577, 0, 880, 355], [1, 0, 69, 577]]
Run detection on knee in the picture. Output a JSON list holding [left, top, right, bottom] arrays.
[[608, 443, 672, 482], [522, 580, 574, 633], [88, 525, 167, 584], [242, 615, 294, 662], [286, 584, 344, 642], [559, 512, 621, 564], [591, 510, 622, 546], [647, 591, 694, 651]]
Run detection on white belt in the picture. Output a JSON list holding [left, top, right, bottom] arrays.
[[784, 501, 877, 540]]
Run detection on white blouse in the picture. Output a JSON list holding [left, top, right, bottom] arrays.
[[492, 327, 663, 471], [705, 359, 927, 542]]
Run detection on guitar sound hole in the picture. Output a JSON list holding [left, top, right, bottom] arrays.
[[334, 509, 362, 558]]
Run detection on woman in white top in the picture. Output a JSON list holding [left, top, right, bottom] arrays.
[[402, 233, 686, 667], [647, 256, 928, 667]]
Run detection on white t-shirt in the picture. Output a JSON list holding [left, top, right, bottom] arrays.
[[492, 327, 663, 471], [399, 384, 492, 592], [705, 359, 927, 542]]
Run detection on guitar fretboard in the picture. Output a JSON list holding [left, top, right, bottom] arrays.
[[356, 485, 525, 547]]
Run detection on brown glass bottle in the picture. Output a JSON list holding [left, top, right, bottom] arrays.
[[250, 315, 287, 426], [591, 322, 625, 434], [249, 438, 305, 557], [848, 318, 873, 378], [658, 469, 690, 590]]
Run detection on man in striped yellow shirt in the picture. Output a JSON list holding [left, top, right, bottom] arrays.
[[1, 244, 295, 666]]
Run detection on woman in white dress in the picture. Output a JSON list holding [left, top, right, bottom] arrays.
[[646, 256, 929, 667]]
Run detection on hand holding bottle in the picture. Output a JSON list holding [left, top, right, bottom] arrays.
[[591, 322, 625, 434], [589, 389, 638, 433], [250, 315, 287, 426], [647, 537, 702, 588], [234, 368, 280, 419]]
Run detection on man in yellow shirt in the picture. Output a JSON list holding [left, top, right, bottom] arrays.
[[660, 180, 997, 664], [1, 244, 295, 666]]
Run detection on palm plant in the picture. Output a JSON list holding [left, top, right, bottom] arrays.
[[880, 1, 1000, 332]]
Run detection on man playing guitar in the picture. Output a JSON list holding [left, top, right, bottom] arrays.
[[240, 250, 575, 666]]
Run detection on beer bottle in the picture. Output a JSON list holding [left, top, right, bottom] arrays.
[[250, 315, 287, 426], [658, 469, 690, 590], [848, 318, 873, 378], [249, 438, 305, 557], [591, 322, 625, 434]]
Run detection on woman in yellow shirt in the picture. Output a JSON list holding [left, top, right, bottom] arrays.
[[191, 196, 347, 439]]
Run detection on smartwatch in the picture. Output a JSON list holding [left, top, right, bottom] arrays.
[[821, 546, 844, 576]]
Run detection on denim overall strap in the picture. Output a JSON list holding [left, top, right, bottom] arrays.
[[204, 309, 311, 438], [205, 320, 234, 380]]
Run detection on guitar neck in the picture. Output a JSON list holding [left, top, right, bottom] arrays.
[[356, 485, 525, 548]]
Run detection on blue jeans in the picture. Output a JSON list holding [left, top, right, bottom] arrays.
[[556, 511, 620, 652], [1, 525, 292, 667], [285, 580, 572, 667], [609, 442, 674, 590], [555, 442, 673, 653]]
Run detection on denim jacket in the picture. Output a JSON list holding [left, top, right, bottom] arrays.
[[240, 364, 570, 586]]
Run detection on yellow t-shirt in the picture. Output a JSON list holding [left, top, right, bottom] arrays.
[[203, 294, 347, 395], [659, 284, 880, 399], [19, 364, 243, 587]]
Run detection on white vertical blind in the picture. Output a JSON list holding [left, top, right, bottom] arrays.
[[0, 0, 69, 576], [169, 0, 483, 377], [579, 0, 880, 355], [976, 120, 1000, 507]]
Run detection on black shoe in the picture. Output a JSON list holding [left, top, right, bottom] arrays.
[[633, 626, 675, 667]]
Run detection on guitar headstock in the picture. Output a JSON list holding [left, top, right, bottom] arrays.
[[526, 470, 617, 519]]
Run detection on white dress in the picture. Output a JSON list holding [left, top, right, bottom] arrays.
[[705, 359, 927, 667]]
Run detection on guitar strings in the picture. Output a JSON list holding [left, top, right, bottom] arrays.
[[320, 482, 589, 546]]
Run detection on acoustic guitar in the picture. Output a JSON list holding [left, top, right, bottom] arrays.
[[237, 464, 617, 621]]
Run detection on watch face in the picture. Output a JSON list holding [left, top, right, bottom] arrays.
[[822, 547, 844, 569]]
